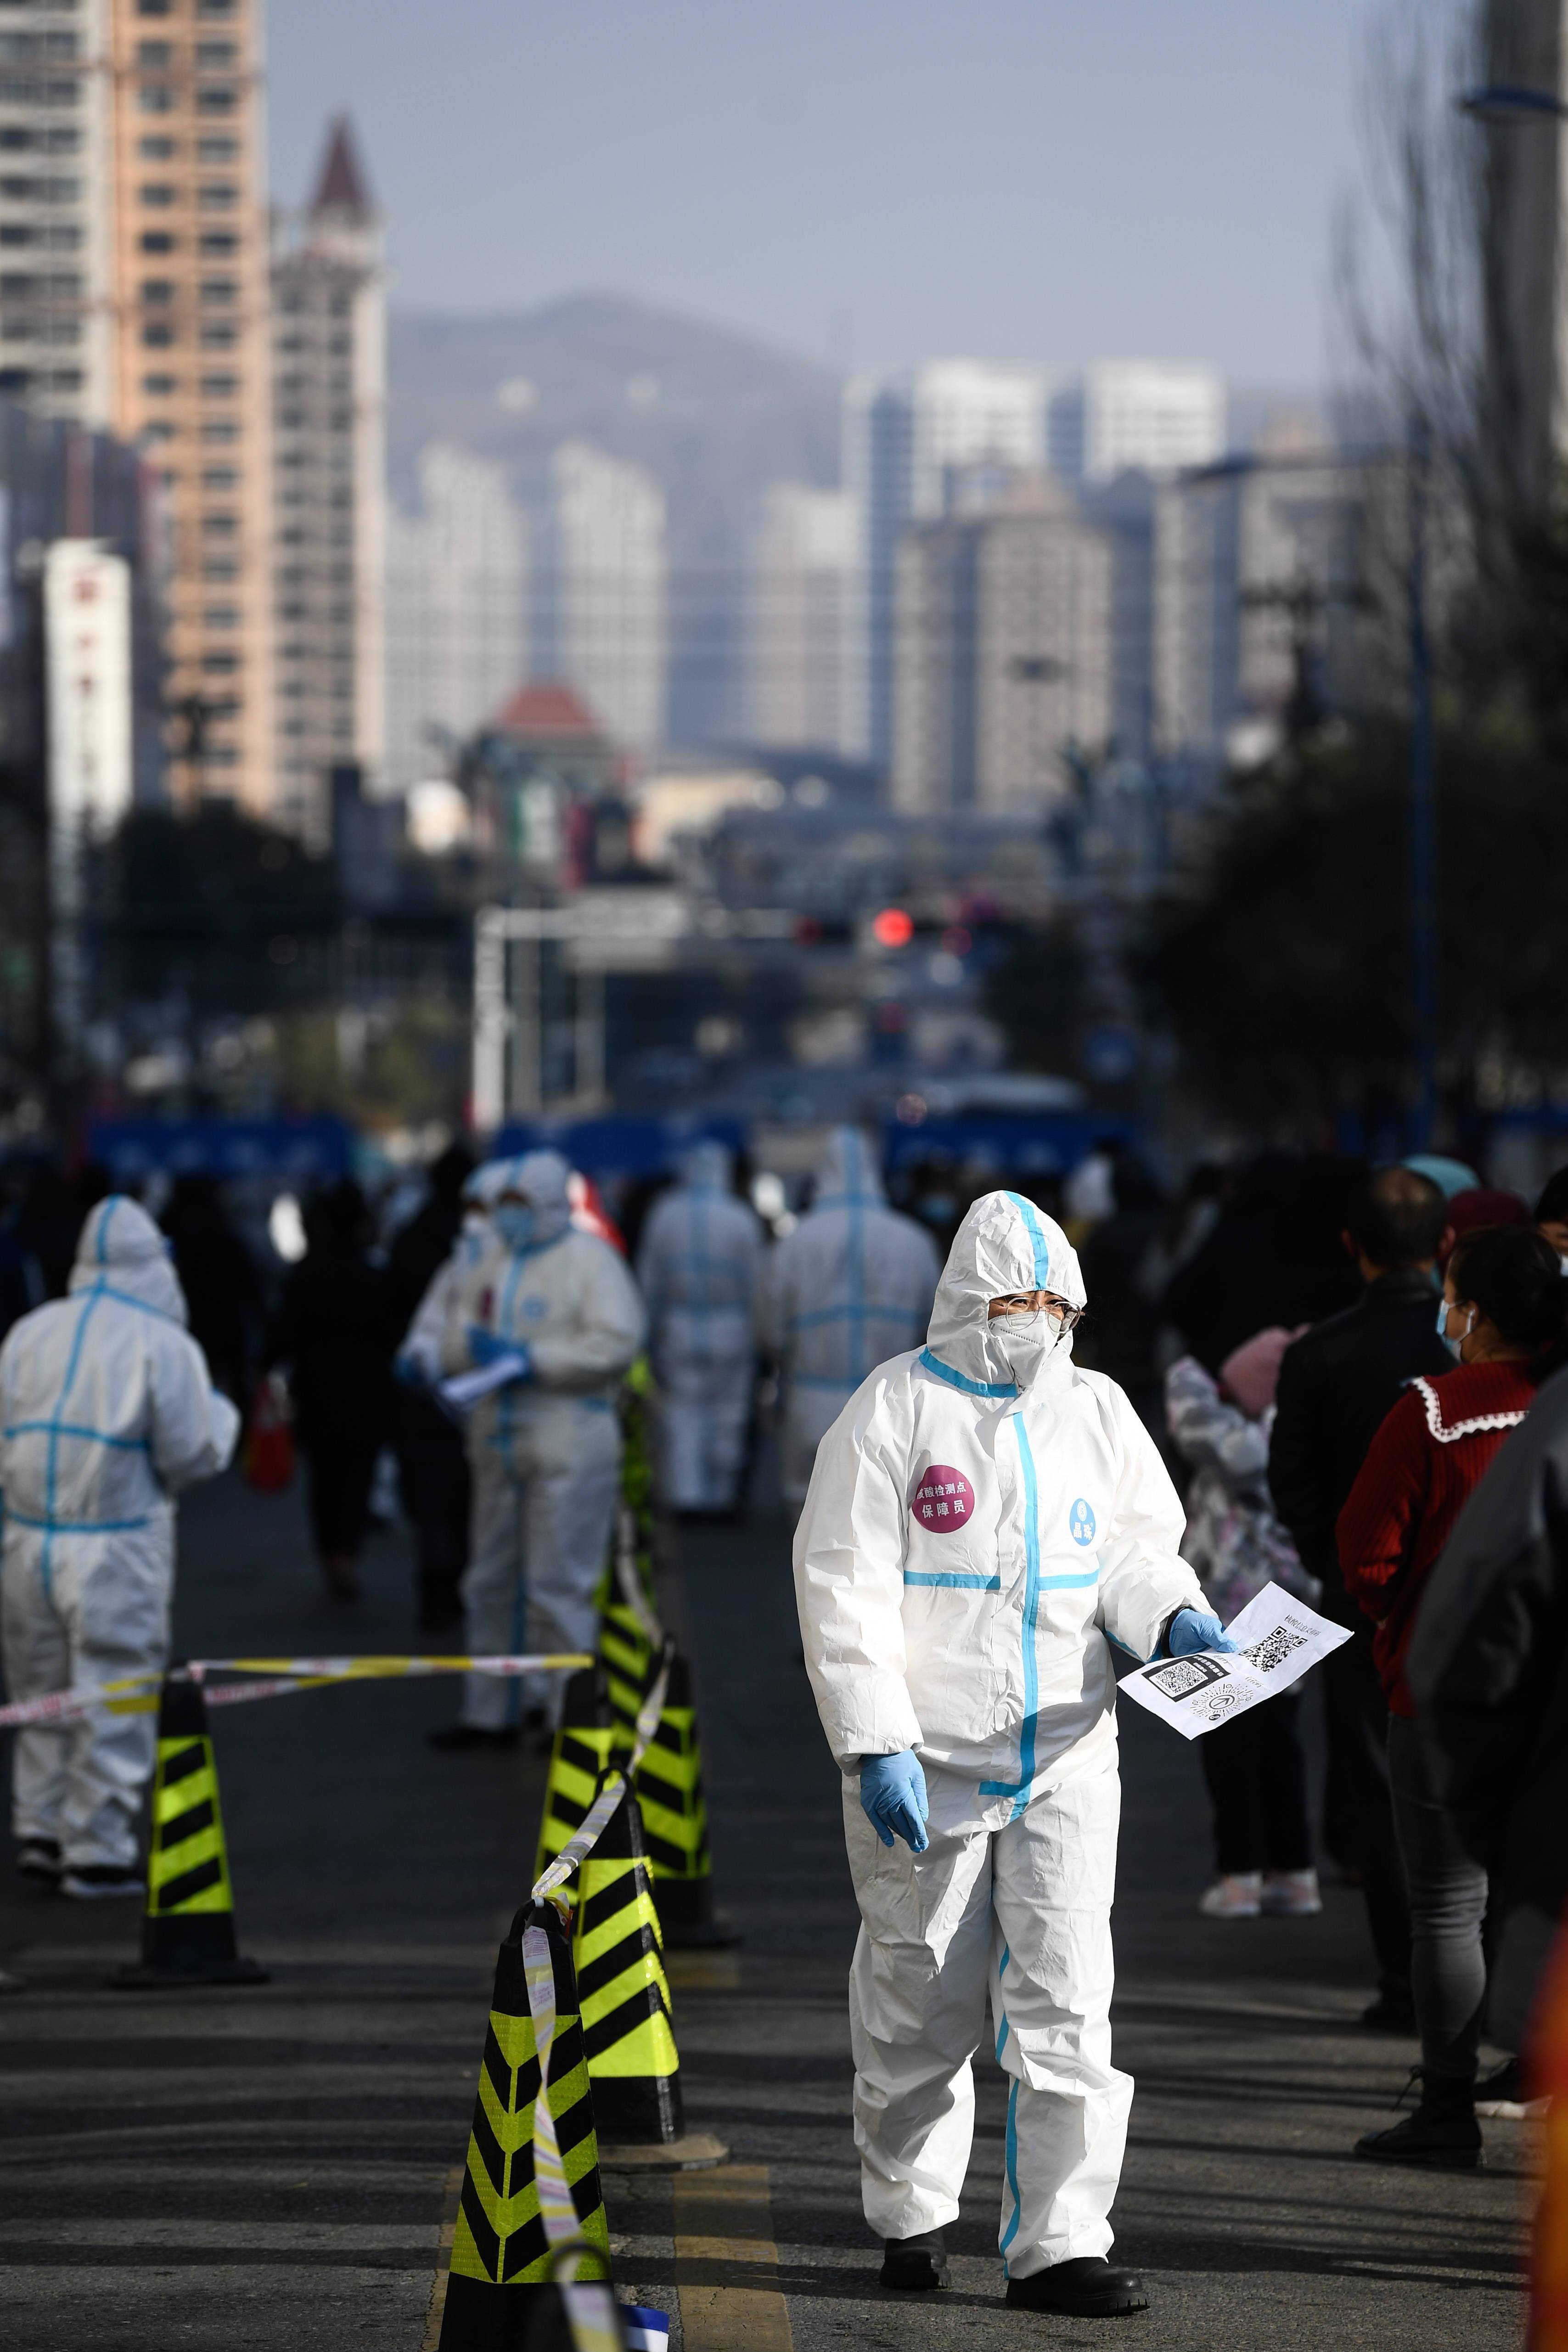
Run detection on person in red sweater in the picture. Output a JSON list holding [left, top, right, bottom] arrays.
[[1338, 1224, 1568, 2167]]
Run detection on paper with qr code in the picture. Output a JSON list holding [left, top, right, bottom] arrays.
[[1117, 1583, 1352, 1741]]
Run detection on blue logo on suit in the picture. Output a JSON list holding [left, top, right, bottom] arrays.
[[1068, 1497, 1096, 1546]]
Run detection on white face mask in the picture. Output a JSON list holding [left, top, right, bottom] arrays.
[[989, 1305, 1075, 1391]]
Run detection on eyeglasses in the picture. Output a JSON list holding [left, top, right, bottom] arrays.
[[990, 1294, 1085, 1331]]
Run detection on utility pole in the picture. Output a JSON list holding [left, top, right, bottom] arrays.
[[1407, 416, 1439, 1149]]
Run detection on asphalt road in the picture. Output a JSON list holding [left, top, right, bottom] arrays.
[[0, 1465, 1535, 2351]]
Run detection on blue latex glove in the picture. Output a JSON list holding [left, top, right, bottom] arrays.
[[1165, 1607, 1240, 1658], [393, 1349, 426, 1388], [466, 1327, 532, 1381], [859, 1751, 930, 1853]]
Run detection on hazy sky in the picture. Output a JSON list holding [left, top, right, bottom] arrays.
[[268, 0, 1375, 383]]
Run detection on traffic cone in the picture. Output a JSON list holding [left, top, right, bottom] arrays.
[[632, 1649, 737, 1950], [596, 1590, 655, 1759], [533, 1668, 618, 1910], [440, 1896, 612, 2349], [573, 1778, 683, 2146], [116, 1668, 267, 1988]]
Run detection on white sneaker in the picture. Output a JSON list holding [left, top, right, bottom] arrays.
[[60, 1865, 145, 1900], [1261, 1869, 1322, 1917], [1198, 1873, 1262, 1918]]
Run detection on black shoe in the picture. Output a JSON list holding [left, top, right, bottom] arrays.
[[1355, 2070, 1482, 2168], [880, 2230, 949, 2290], [426, 1724, 519, 1753], [1006, 2257, 1148, 2317], [1360, 1987, 1417, 2032], [17, 1838, 62, 1883], [1354, 2107, 1482, 2167]]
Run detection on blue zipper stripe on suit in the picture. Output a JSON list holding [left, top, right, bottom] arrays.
[[917, 1349, 1016, 1400], [979, 1416, 1043, 1816], [39, 1289, 107, 1599], [1005, 1191, 1052, 1290], [5, 1421, 149, 1451], [1000, 2079, 1023, 2272], [995, 1939, 1011, 2060], [903, 1570, 1002, 1590]]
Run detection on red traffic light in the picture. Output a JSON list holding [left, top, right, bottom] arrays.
[[871, 906, 914, 949]]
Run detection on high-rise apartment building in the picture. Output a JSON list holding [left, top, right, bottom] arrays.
[[0, 0, 274, 809], [272, 114, 384, 838], [543, 438, 666, 754], [0, 0, 115, 425], [742, 480, 854, 752], [891, 473, 1112, 814], [108, 0, 272, 809], [1050, 361, 1226, 486], [1152, 449, 1374, 774], [383, 441, 526, 793], [843, 360, 1051, 769]]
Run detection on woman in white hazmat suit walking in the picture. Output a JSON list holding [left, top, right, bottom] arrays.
[[0, 1196, 239, 1896], [432, 1150, 644, 1747], [761, 1127, 939, 1507], [636, 1141, 762, 1514], [793, 1189, 1228, 2319]]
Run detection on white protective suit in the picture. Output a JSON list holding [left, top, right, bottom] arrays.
[[793, 1189, 1204, 2279], [442, 1150, 645, 1727], [0, 1197, 239, 1870], [636, 1142, 762, 1512], [398, 1159, 511, 1376], [760, 1129, 940, 1505]]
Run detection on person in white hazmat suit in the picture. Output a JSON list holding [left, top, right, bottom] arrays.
[[395, 1158, 511, 1384], [793, 1189, 1234, 2319], [761, 1128, 939, 1507], [431, 1149, 645, 1749], [636, 1141, 762, 1515], [0, 1196, 239, 1896]]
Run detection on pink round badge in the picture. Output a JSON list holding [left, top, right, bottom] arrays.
[[911, 1463, 975, 1535]]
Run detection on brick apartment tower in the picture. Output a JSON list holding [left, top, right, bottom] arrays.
[[108, 0, 272, 811]]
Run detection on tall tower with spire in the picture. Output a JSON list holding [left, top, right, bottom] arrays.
[[271, 113, 385, 838]]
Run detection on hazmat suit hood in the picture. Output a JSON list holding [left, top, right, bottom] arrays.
[[492, 1148, 574, 1248], [465, 1158, 514, 1207], [678, 1140, 732, 1193], [815, 1127, 885, 1209], [69, 1194, 188, 1325], [925, 1188, 1085, 1394]]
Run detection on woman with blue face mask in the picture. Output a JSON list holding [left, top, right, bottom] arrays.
[[1339, 1224, 1568, 2171]]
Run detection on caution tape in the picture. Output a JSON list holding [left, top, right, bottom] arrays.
[[522, 1919, 625, 2352], [0, 1653, 595, 1733]]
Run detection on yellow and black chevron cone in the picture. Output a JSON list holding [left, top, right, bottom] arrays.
[[115, 1668, 267, 1989], [439, 1897, 612, 2348], [574, 1779, 683, 2144], [596, 1593, 655, 1760], [533, 1668, 618, 1911], [634, 1649, 738, 1951]]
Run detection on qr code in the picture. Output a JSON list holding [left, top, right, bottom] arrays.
[[1146, 1654, 1229, 1700], [1243, 1625, 1307, 1675], [1194, 1683, 1243, 1725]]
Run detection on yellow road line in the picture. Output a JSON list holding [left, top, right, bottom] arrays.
[[674, 2164, 793, 2352], [421, 2163, 464, 2352]]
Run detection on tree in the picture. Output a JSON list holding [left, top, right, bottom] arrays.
[[1143, 725, 1568, 1132]]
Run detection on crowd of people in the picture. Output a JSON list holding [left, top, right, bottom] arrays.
[[1, 1125, 1566, 2313]]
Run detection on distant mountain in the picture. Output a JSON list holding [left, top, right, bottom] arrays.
[[388, 293, 844, 738]]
